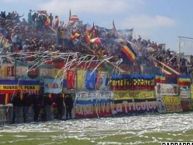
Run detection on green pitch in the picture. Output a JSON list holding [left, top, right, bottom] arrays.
[[1, 130, 193, 145]]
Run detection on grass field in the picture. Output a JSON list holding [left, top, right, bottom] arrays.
[[1, 113, 193, 145], [1, 130, 193, 145]]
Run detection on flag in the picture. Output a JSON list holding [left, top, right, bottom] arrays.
[[71, 32, 80, 40], [85, 31, 91, 44], [112, 20, 118, 37], [157, 60, 180, 75], [112, 20, 116, 32], [77, 69, 86, 90], [121, 43, 137, 62], [90, 37, 101, 45], [44, 16, 50, 26], [161, 67, 172, 75], [44, 79, 63, 94], [96, 71, 108, 90], [69, 9, 71, 21], [89, 23, 97, 38], [153, 58, 180, 76], [155, 75, 166, 83], [69, 15, 79, 24], [68, 10, 79, 24], [85, 71, 97, 90], [178, 77, 191, 86], [67, 70, 75, 89], [84, 23, 98, 45]]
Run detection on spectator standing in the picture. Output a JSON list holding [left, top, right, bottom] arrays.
[[28, 10, 33, 25], [49, 13, 53, 27], [64, 94, 74, 120], [53, 16, 60, 29], [55, 94, 64, 120], [11, 92, 21, 123]]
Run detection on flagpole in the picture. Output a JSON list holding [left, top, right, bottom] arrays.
[[178, 36, 193, 74], [178, 36, 181, 73], [14, 55, 17, 80]]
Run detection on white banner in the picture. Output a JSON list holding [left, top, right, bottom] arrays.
[[76, 91, 112, 100], [156, 83, 179, 96]]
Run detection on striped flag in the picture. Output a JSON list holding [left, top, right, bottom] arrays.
[[178, 77, 191, 86], [121, 43, 137, 62], [154, 59, 181, 76], [155, 75, 166, 83], [68, 9, 79, 24]]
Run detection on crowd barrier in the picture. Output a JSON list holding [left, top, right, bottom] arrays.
[[0, 104, 72, 125], [0, 104, 13, 126], [12, 106, 55, 123]]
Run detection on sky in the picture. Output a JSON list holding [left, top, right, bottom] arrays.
[[1, 0, 193, 54]]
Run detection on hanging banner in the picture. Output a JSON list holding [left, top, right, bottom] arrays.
[[0, 66, 2, 79], [111, 101, 158, 115], [75, 91, 112, 118], [40, 67, 64, 78], [179, 86, 191, 99], [181, 98, 192, 112], [16, 66, 28, 77], [0, 85, 39, 91], [0, 80, 40, 93], [7, 65, 15, 77], [191, 85, 193, 100], [113, 90, 155, 100], [162, 96, 182, 113], [76, 69, 86, 90], [0, 66, 6, 78], [0, 64, 15, 78], [44, 79, 62, 94], [39, 67, 51, 77], [96, 71, 108, 90], [156, 83, 179, 96], [67, 70, 75, 89], [75, 91, 112, 102], [178, 77, 191, 86], [110, 74, 155, 91], [85, 71, 97, 90]]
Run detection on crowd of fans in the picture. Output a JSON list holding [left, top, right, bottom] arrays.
[[129, 35, 192, 75], [0, 11, 56, 53], [0, 10, 192, 75]]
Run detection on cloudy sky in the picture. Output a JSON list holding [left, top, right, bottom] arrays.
[[1, 0, 193, 53]]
